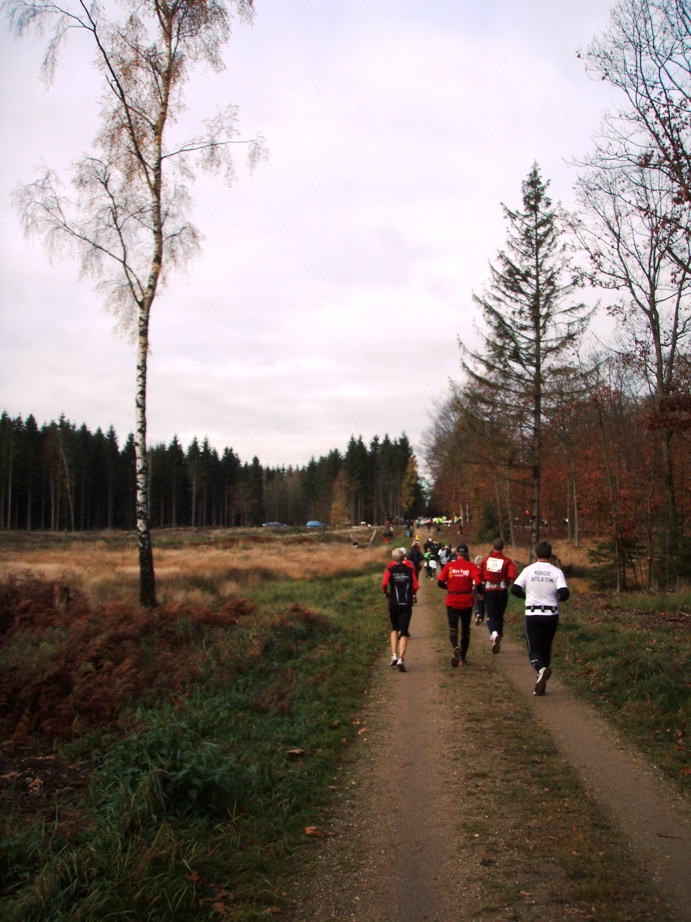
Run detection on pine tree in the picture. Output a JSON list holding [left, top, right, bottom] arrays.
[[462, 164, 591, 554], [400, 455, 424, 518]]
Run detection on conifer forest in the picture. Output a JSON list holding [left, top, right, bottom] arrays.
[[0, 413, 423, 533]]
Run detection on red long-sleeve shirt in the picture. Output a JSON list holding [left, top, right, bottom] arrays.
[[480, 551, 517, 589], [438, 559, 481, 609]]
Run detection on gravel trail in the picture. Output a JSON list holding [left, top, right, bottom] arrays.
[[292, 586, 472, 920], [292, 583, 691, 921]]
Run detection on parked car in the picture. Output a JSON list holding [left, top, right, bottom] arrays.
[[306, 520, 327, 528], [262, 521, 286, 527]]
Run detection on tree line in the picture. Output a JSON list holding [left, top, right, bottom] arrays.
[[0, 412, 425, 532], [423, 0, 691, 588], [7, 0, 691, 601]]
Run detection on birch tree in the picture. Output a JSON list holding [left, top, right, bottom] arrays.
[[3, 0, 264, 606]]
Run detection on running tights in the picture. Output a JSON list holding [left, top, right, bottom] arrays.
[[447, 607, 473, 657], [525, 615, 559, 671]]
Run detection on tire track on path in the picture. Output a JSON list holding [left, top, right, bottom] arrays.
[[495, 634, 691, 922]]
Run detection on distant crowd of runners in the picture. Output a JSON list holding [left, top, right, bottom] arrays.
[[382, 536, 570, 695]]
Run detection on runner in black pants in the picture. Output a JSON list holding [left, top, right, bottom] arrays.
[[511, 540, 570, 695], [438, 544, 481, 667], [479, 538, 518, 654], [382, 547, 419, 673]]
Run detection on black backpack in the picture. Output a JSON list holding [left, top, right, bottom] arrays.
[[388, 563, 414, 609]]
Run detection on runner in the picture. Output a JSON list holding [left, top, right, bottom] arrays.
[[437, 544, 482, 667], [473, 555, 485, 624], [423, 543, 440, 580], [382, 547, 419, 673], [407, 540, 424, 577], [511, 540, 570, 695], [480, 538, 518, 654]]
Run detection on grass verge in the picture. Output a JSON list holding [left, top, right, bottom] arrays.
[[0, 572, 385, 921]]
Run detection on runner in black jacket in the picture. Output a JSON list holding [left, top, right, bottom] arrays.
[[382, 547, 419, 672]]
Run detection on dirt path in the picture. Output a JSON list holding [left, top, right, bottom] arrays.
[[497, 635, 691, 918], [291, 583, 691, 922], [292, 585, 472, 920]]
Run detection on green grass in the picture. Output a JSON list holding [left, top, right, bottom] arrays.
[[504, 592, 691, 791], [1, 573, 386, 921]]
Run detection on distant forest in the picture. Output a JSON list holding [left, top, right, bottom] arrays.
[[0, 412, 426, 531]]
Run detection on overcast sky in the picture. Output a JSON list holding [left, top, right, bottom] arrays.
[[0, 0, 620, 468]]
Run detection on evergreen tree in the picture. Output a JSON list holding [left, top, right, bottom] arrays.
[[247, 456, 265, 525], [220, 446, 241, 526], [462, 164, 591, 554], [187, 438, 202, 528], [344, 436, 368, 524], [105, 426, 120, 530], [23, 415, 42, 530]]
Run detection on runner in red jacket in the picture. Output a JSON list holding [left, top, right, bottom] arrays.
[[437, 544, 482, 667], [479, 538, 518, 654]]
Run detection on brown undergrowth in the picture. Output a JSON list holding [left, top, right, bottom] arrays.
[[0, 568, 386, 921], [0, 572, 256, 744]]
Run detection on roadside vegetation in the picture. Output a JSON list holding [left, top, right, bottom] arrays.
[[0, 537, 387, 920], [524, 592, 690, 788]]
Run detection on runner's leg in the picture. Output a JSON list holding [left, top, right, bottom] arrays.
[[459, 608, 473, 659], [446, 607, 459, 649], [525, 615, 559, 671]]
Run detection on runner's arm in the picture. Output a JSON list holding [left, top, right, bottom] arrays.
[[556, 569, 569, 602]]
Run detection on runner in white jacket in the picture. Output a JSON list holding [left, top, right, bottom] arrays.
[[511, 540, 570, 696]]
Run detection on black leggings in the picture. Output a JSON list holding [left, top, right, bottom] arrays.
[[525, 615, 559, 671], [485, 589, 509, 637], [447, 607, 473, 657]]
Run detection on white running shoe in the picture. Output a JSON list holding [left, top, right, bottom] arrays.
[[534, 666, 552, 695], [390, 655, 399, 668], [491, 632, 501, 654]]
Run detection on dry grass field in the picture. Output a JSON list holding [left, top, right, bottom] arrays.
[[0, 530, 393, 608], [0, 529, 595, 609]]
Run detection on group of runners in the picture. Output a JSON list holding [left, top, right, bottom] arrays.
[[382, 538, 569, 695]]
